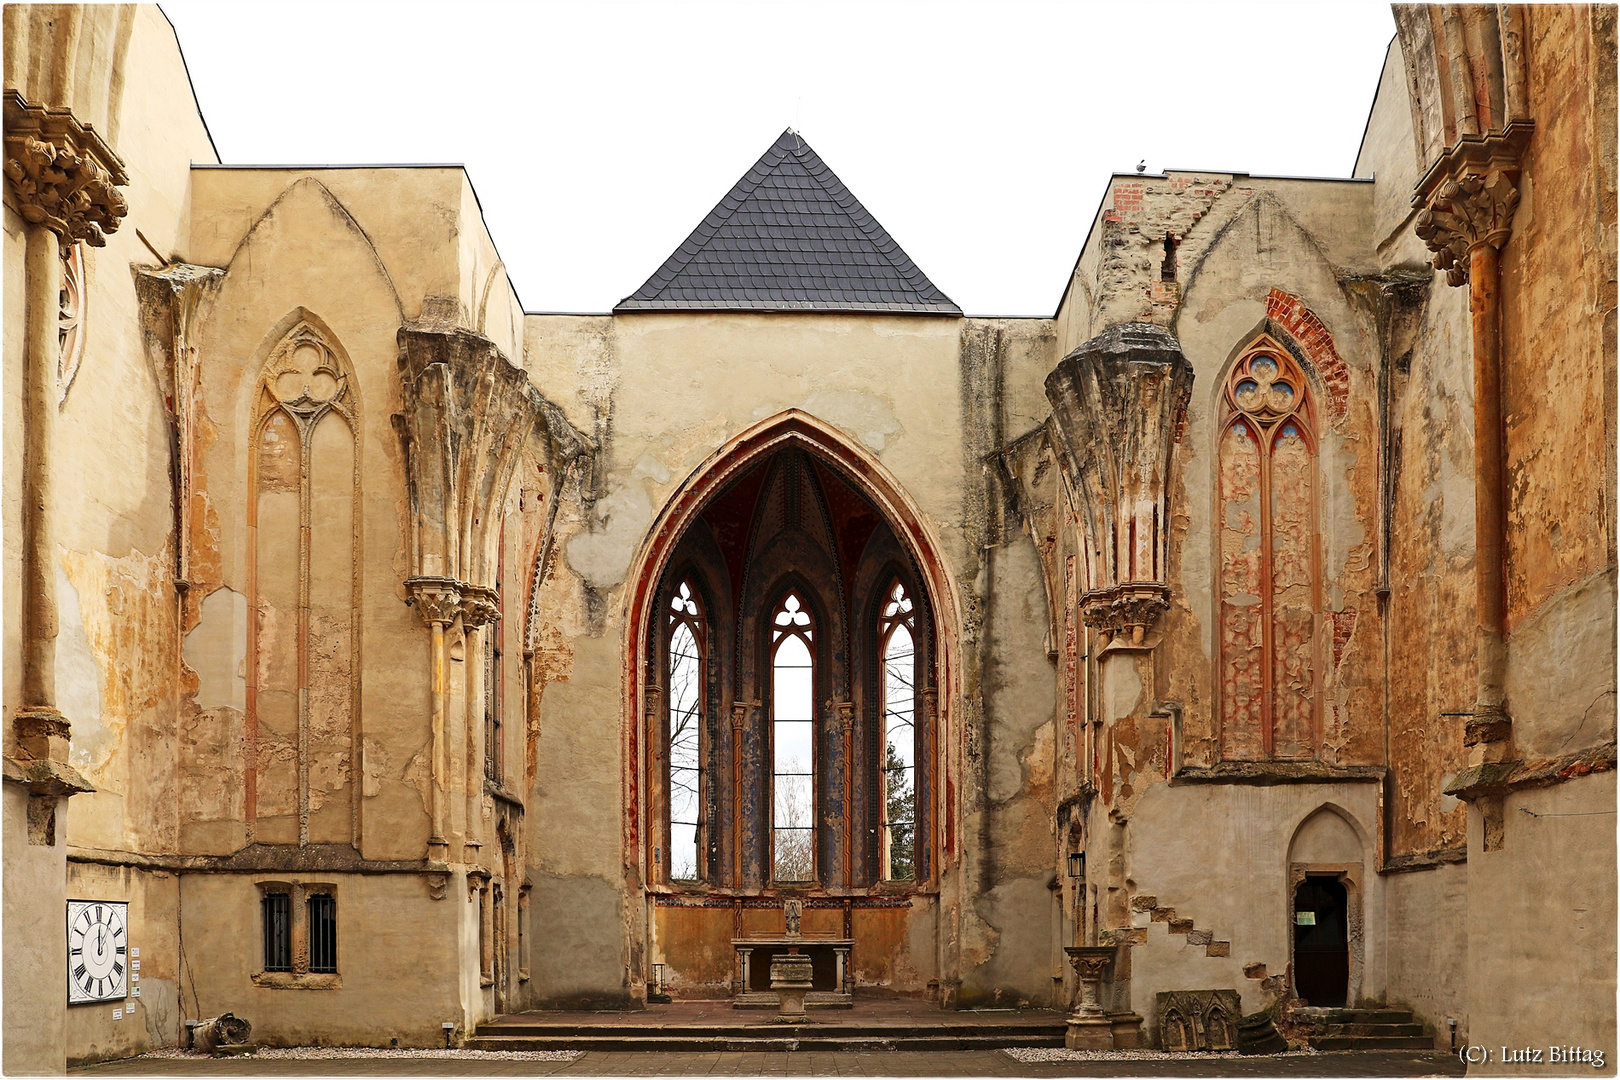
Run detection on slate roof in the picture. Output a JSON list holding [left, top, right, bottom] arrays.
[[616, 130, 960, 314]]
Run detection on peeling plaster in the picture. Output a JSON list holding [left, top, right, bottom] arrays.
[[801, 390, 901, 452], [57, 566, 106, 743], [565, 483, 652, 588], [182, 587, 247, 711]]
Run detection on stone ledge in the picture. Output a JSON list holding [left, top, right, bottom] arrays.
[[1172, 762, 1385, 786], [3, 755, 94, 796], [1443, 741, 1617, 801]]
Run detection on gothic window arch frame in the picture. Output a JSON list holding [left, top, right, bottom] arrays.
[[1214, 333, 1324, 762]]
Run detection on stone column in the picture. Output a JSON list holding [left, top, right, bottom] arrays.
[[836, 701, 854, 887], [1414, 123, 1530, 765], [3, 92, 126, 799], [461, 586, 499, 856], [408, 577, 461, 860]]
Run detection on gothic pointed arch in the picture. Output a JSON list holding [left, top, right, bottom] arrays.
[[1214, 330, 1324, 762], [624, 411, 962, 898]]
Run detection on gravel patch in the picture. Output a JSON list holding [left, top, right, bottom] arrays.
[[136, 1047, 582, 1062], [1005, 1047, 1318, 1062]]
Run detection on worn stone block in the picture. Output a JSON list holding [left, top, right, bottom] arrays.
[[1130, 894, 1158, 912], [1168, 918, 1195, 934], [1242, 962, 1267, 979], [1185, 929, 1212, 946], [1206, 941, 1231, 957]]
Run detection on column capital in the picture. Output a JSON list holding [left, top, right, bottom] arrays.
[[459, 584, 501, 628], [1412, 121, 1533, 287], [405, 576, 463, 625], [2, 90, 128, 246]]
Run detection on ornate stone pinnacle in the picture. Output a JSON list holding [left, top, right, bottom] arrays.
[[405, 576, 463, 625], [3, 92, 128, 246]]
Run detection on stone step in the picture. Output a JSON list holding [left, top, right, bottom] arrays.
[[1307, 1008, 1416, 1024], [467, 1032, 1067, 1053], [476, 1020, 1065, 1040], [1310, 1035, 1435, 1052], [1318, 1023, 1426, 1038]]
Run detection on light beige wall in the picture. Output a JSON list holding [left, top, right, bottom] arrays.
[[1382, 861, 1467, 1048], [1464, 773, 1617, 1074], [4, 785, 68, 1075], [1126, 783, 1382, 1037], [62, 862, 181, 1065], [176, 872, 466, 1047]]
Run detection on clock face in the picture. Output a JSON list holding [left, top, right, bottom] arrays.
[[67, 900, 129, 1004]]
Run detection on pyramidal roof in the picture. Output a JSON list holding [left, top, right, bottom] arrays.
[[616, 130, 960, 314]]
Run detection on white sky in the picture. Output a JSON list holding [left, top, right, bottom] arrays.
[[161, 1, 1398, 317]]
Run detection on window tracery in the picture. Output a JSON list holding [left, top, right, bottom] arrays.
[[878, 580, 916, 881], [667, 581, 704, 882], [1217, 341, 1320, 760], [771, 591, 815, 882]]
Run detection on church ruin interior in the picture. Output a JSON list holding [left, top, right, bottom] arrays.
[[2, 3, 1614, 1072]]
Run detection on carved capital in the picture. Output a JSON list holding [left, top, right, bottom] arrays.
[[459, 584, 501, 628], [3, 91, 128, 246], [835, 702, 855, 734], [730, 702, 749, 731], [1412, 121, 1533, 287], [405, 576, 463, 625], [1081, 583, 1171, 644]]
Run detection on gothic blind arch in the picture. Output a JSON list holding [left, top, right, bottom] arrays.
[[1216, 334, 1322, 761], [245, 313, 363, 846]]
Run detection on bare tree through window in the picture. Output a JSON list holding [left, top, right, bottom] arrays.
[[772, 592, 815, 882], [879, 581, 916, 881], [668, 582, 703, 881]]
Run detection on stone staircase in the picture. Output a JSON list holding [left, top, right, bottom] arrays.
[[1299, 1007, 1432, 1051]]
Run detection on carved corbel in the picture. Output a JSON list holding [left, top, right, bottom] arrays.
[[835, 701, 855, 735], [1046, 323, 1191, 643], [406, 576, 463, 626], [3, 90, 128, 246], [1411, 120, 1533, 286], [459, 584, 500, 628]]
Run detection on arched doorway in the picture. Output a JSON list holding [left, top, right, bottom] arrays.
[[623, 412, 959, 1002], [1292, 876, 1349, 1007]]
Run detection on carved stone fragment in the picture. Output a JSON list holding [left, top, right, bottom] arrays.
[[2, 90, 128, 246]]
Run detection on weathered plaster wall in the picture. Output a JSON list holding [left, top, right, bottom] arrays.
[[1497, 5, 1617, 759], [3, 784, 68, 1073]]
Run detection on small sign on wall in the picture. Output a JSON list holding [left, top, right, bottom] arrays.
[[112, 1009, 122, 1020], [1295, 911, 1316, 925]]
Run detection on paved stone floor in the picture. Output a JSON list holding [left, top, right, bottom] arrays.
[[75, 1049, 1467, 1077]]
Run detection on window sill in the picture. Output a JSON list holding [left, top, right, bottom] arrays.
[[252, 972, 341, 990]]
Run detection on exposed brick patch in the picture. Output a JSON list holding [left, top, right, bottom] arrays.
[[1331, 609, 1357, 671], [1264, 288, 1349, 423]]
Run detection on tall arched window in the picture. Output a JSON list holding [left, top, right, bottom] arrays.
[[667, 581, 704, 881], [878, 581, 916, 881], [771, 592, 815, 882], [1217, 342, 1320, 761]]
